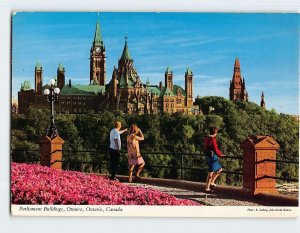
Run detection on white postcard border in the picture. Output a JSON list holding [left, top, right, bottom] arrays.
[[11, 205, 298, 218]]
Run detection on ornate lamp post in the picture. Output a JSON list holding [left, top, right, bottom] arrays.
[[40, 78, 64, 169], [43, 79, 60, 139]]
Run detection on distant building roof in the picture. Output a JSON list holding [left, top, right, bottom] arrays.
[[21, 81, 32, 91], [173, 84, 187, 96], [60, 84, 106, 95], [145, 84, 187, 97]]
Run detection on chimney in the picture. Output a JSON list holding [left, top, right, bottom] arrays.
[[69, 79, 72, 87], [159, 81, 163, 90]]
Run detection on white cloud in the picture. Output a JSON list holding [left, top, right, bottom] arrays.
[[247, 80, 298, 91]]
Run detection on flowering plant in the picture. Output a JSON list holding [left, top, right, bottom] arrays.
[[11, 163, 199, 206]]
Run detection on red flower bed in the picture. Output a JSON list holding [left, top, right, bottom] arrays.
[[11, 163, 200, 206]]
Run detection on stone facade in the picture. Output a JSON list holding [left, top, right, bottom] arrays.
[[17, 21, 197, 115]]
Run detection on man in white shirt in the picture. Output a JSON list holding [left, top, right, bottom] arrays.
[[109, 121, 127, 181]]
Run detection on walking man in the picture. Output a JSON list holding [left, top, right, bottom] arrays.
[[109, 121, 127, 181]]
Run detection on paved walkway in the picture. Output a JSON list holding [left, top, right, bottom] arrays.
[[126, 182, 261, 206]]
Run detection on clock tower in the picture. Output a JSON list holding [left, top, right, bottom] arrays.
[[90, 21, 106, 85]]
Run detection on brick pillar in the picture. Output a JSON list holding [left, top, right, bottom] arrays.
[[40, 136, 64, 169], [241, 135, 280, 195]]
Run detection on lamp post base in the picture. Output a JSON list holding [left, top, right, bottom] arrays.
[[40, 135, 64, 169]]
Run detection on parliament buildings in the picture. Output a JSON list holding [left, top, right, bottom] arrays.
[[17, 20, 259, 115], [18, 21, 198, 115]]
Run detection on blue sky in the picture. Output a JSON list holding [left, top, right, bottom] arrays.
[[12, 12, 299, 115]]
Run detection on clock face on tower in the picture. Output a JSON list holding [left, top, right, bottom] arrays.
[[95, 47, 100, 53]]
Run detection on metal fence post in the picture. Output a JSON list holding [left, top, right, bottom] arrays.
[[181, 153, 184, 180]]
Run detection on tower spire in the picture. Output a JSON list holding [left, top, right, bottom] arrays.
[[234, 58, 240, 68], [229, 57, 247, 102], [93, 20, 103, 46], [121, 35, 132, 60], [90, 19, 106, 85], [261, 91, 266, 109]]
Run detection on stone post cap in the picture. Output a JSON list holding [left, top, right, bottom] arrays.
[[40, 135, 65, 144], [241, 135, 280, 150]]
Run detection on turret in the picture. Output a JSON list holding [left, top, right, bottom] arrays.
[[34, 61, 43, 95], [112, 66, 118, 98], [165, 66, 173, 92], [185, 67, 193, 107], [57, 63, 65, 90]]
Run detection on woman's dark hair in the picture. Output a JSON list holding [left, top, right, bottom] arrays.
[[209, 127, 218, 135]]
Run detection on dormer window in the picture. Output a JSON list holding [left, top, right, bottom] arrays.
[[177, 88, 182, 96]]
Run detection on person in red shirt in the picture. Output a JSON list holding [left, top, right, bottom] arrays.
[[203, 127, 225, 192]]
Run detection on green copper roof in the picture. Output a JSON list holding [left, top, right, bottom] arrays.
[[162, 87, 175, 97], [146, 85, 162, 96], [58, 63, 64, 71], [146, 78, 150, 87], [94, 21, 103, 46], [173, 85, 186, 96], [61, 84, 106, 95], [144, 83, 187, 97], [186, 67, 193, 76], [119, 74, 127, 87], [118, 73, 135, 88], [21, 81, 32, 91], [165, 66, 172, 75], [35, 61, 42, 70], [121, 38, 132, 60]]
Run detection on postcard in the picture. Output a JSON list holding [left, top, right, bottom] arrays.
[[10, 12, 299, 217]]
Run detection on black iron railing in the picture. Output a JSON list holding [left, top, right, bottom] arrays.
[[10, 148, 299, 183]]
